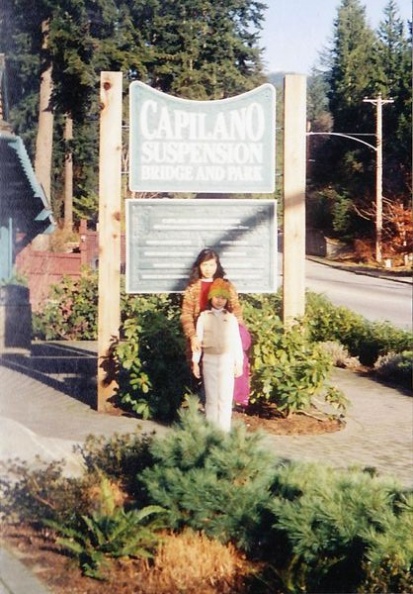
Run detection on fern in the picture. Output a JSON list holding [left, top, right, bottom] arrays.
[[45, 476, 166, 579]]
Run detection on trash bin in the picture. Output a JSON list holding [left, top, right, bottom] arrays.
[[0, 284, 32, 353]]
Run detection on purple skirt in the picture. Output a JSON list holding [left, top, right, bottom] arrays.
[[233, 324, 251, 407]]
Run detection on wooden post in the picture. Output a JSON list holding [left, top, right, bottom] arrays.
[[97, 72, 122, 412], [282, 74, 307, 326]]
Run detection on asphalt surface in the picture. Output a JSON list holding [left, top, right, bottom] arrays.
[[1, 332, 412, 592]]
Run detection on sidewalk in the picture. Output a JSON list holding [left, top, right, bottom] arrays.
[[0, 351, 412, 486], [0, 343, 412, 594]]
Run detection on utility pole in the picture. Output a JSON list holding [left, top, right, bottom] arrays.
[[363, 94, 393, 263]]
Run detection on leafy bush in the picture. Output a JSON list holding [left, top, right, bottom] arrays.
[[319, 340, 360, 369], [306, 292, 413, 366], [115, 292, 341, 420], [114, 294, 193, 421], [32, 271, 410, 418], [76, 433, 156, 505], [2, 412, 412, 592], [241, 294, 344, 416], [374, 351, 413, 391], [0, 433, 156, 527], [32, 268, 98, 340]]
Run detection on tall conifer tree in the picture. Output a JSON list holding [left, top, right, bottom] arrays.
[[1, 0, 267, 223], [376, 0, 412, 197]]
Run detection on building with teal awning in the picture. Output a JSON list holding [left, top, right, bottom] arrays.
[[0, 131, 55, 282]]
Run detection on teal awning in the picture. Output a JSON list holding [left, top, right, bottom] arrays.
[[0, 132, 55, 239]]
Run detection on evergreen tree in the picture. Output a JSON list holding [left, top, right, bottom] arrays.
[[376, 0, 412, 198], [325, 0, 378, 193], [308, 0, 411, 242], [0, 0, 49, 151], [327, 0, 377, 129], [125, 0, 266, 98], [1, 0, 267, 226]]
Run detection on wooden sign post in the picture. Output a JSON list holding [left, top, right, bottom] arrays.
[[282, 74, 307, 325], [97, 72, 122, 412]]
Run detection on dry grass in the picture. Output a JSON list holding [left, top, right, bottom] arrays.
[[320, 340, 360, 369], [2, 525, 266, 594], [135, 529, 257, 594]]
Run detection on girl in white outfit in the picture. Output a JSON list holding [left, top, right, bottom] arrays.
[[192, 278, 244, 432]]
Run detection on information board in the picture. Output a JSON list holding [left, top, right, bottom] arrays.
[[126, 199, 277, 293], [129, 82, 276, 193]]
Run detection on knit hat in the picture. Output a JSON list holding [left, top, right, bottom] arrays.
[[208, 278, 231, 300]]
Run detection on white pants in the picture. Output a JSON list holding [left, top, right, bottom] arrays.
[[202, 352, 235, 432]]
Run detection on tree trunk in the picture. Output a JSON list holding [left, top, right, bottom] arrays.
[[63, 113, 73, 231], [33, 19, 54, 250]]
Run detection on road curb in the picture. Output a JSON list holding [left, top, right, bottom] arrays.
[[306, 256, 412, 285]]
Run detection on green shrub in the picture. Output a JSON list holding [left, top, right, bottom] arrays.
[[139, 400, 278, 552], [46, 476, 165, 580], [267, 463, 413, 593], [76, 433, 156, 505], [242, 294, 343, 417], [0, 458, 92, 526], [0, 433, 156, 527], [114, 294, 193, 421], [32, 271, 411, 414], [306, 292, 413, 366], [32, 268, 98, 340], [2, 412, 412, 592], [374, 351, 413, 391]]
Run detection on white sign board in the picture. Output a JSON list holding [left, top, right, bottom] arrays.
[[129, 82, 276, 193]]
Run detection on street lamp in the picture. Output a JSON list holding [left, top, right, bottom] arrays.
[[363, 94, 394, 263]]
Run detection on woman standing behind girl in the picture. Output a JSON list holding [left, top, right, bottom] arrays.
[[180, 248, 243, 357], [192, 278, 244, 432]]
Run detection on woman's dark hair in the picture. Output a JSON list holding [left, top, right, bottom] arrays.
[[188, 248, 226, 284]]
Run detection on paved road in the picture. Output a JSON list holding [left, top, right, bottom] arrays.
[[277, 256, 412, 331], [305, 259, 412, 330]]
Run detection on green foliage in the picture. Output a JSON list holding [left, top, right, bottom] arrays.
[[357, 492, 413, 593], [32, 272, 410, 421], [308, 0, 412, 241], [2, 413, 412, 591], [127, 0, 266, 98], [1, 433, 157, 527], [242, 295, 337, 416], [306, 291, 413, 366], [76, 433, 156, 505], [32, 268, 98, 340], [139, 400, 278, 552], [0, 0, 266, 210], [0, 271, 28, 287], [114, 293, 193, 421], [267, 463, 413, 593], [46, 475, 165, 580]]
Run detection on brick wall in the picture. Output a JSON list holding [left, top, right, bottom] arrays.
[[15, 222, 126, 311], [16, 248, 84, 311]]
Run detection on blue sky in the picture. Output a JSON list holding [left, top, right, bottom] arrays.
[[260, 0, 412, 74]]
